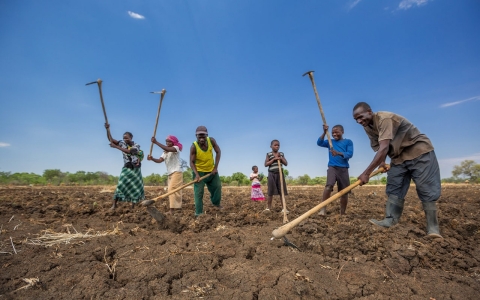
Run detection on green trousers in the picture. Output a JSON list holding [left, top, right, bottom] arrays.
[[193, 171, 222, 216]]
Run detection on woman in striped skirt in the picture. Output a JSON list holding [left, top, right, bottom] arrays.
[[105, 123, 145, 209]]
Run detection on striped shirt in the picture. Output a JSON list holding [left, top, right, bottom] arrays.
[[267, 152, 285, 173]]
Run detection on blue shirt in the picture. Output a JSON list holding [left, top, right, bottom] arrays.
[[317, 138, 354, 168]]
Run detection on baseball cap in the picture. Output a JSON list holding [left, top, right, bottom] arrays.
[[196, 126, 208, 135]]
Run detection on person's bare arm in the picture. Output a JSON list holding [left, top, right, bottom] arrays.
[[190, 144, 200, 181], [358, 139, 390, 185], [266, 153, 280, 166], [264, 154, 272, 167], [320, 124, 328, 141], [151, 137, 177, 152], [110, 144, 132, 154], [147, 155, 165, 163], [210, 137, 221, 175], [278, 153, 288, 166], [104, 123, 119, 144]]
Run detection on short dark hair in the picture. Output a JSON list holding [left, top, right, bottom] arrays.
[[252, 165, 257, 171], [124, 132, 133, 138], [332, 125, 344, 133], [270, 139, 279, 145], [353, 102, 371, 111]]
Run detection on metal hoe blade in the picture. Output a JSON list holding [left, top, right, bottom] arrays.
[[141, 200, 155, 206], [146, 206, 165, 223], [283, 236, 300, 251]]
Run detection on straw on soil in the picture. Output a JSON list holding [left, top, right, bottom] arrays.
[[14, 278, 40, 292], [28, 224, 121, 247]]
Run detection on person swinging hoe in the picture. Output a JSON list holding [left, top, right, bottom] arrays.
[[105, 123, 145, 209], [353, 102, 442, 239], [190, 126, 223, 217]]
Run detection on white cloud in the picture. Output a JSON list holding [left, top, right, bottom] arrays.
[[398, 0, 430, 10], [128, 11, 145, 19], [0, 142, 11, 147], [440, 96, 480, 108], [348, 0, 362, 10]]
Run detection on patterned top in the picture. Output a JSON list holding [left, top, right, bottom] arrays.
[[363, 112, 434, 165], [118, 140, 143, 166], [267, 152, 284, 173]]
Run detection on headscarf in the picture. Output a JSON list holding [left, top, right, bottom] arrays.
[[166, 135, 183, 151]]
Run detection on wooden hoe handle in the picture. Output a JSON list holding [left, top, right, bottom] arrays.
[[96, 80, 113, 142], [277, 160, 288, 224], [271, 167, 387, 239], [303, 71, 333, 149], [152, 173, 211, 202], [86, 79, 112, 142], [149, 89, 166, 157]]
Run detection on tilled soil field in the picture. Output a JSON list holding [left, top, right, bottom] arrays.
[[0, 184, 479, 299]]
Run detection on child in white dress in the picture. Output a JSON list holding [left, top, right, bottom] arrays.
[[250, 166, 265, 201]]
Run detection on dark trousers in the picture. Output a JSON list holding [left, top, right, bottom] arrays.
[[267, 171, 288, 196], [193, 171, 222, 216], [386, 150, 441, 202]]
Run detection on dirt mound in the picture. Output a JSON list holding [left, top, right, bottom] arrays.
[[0, 184, 479, 299]]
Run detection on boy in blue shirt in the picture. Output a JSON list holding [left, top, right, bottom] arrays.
[[317, 124, 354, 215]]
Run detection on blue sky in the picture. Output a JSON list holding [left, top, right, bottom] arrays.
[[1, 0, 479, 180]]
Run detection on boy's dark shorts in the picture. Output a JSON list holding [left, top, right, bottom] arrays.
[[326, 166, 350, 191], [267, 171, 288, 196]]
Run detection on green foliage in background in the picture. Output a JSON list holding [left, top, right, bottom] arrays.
[[4, 160, 477, 186], [0, 170, 117, 186], [443, 160, 480, 183], [452, 160, 480, 183]]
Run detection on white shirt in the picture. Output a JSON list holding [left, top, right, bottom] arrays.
[[250, 172, 260, 184], [161, 146, 182, 174]]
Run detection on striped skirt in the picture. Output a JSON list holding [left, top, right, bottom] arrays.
[[114, 167, 145, 203]]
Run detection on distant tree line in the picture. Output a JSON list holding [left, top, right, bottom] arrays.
[[0, 168, 384, 186], [0, 170, 118, 186], [1, 160, 477, 186], [441, 160, 480, 184]]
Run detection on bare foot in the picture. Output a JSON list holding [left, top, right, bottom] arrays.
[[110, 200, 118, 210]]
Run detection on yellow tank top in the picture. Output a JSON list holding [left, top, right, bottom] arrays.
[[193, 137, 214, 172]]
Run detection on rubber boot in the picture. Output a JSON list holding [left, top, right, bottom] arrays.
[[369, 195, 404, 228], [422, 202, 442, 239]]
